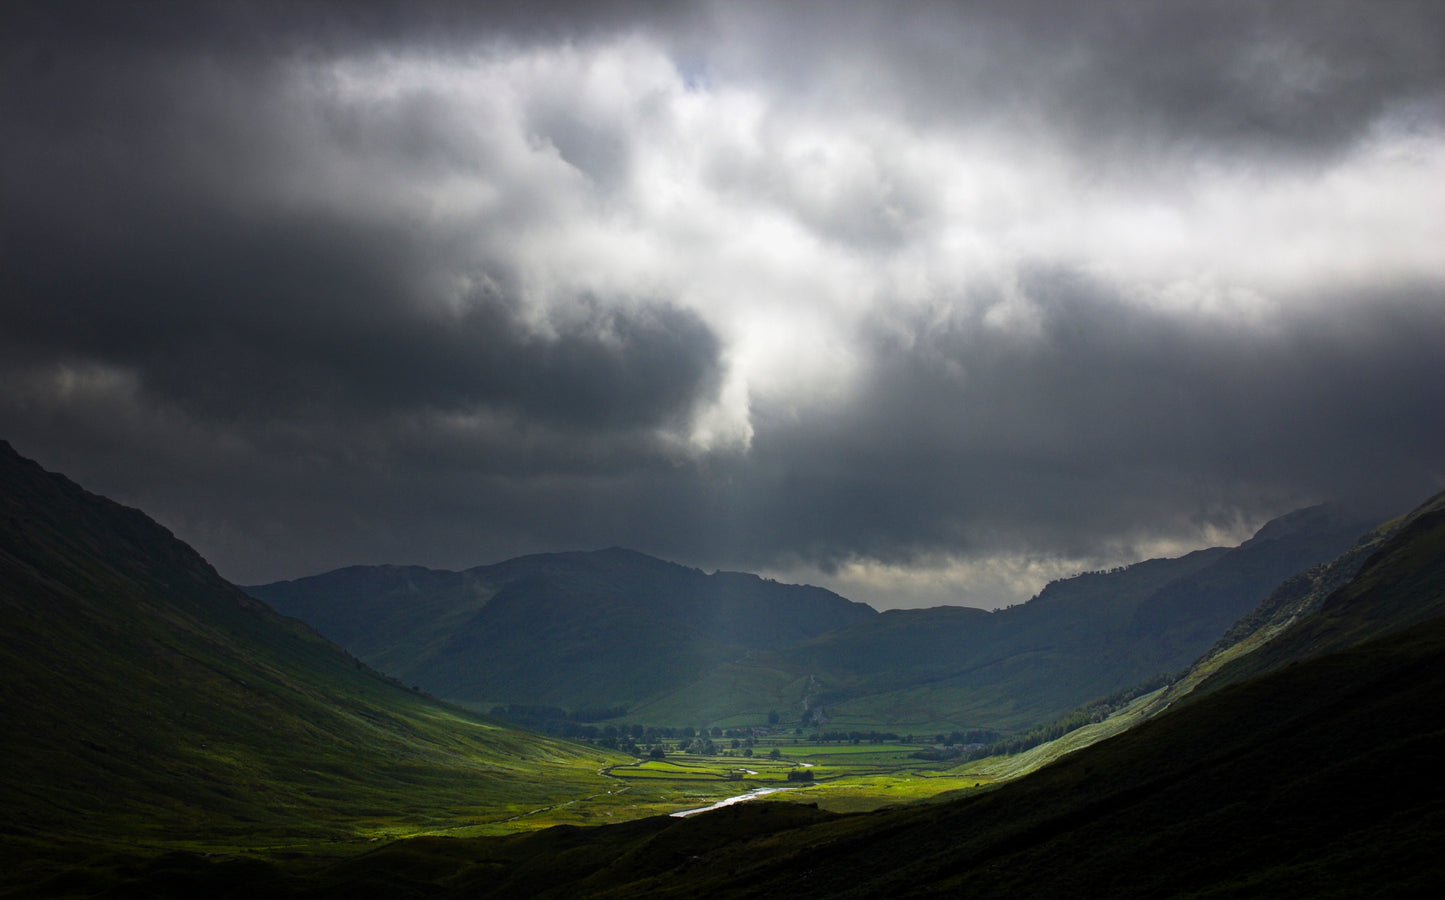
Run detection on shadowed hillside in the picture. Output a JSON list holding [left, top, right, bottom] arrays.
[[250, 550, 875, 708], [0, 441, 621, 884]]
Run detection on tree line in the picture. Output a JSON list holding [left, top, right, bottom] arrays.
[[487, 705, 782, 754]]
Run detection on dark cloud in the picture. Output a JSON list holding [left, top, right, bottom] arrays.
[[0, 0, 697, 57], [2, 198, 720, 430], [1, 11, 722, 435], [718, 270, 1445, 571], [706, 1, 1445, 164], [1, 1, 1441, 607]]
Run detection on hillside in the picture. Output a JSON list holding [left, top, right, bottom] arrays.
[[1193, 489, 1445, 694], [249, 550, 875, 708], [0, 441, 621, 874], [87, 482, 1445, 897], [914, 487, 1445, 789]]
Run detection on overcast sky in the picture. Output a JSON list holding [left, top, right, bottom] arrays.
[[3, 1, 1442, 609]]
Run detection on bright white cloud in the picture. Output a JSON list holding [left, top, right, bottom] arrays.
[[295, 33, 1444, 453]]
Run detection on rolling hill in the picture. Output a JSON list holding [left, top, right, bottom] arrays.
[[6, 436, 1440, 896]]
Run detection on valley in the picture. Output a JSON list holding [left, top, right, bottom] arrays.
[[6, 4, 1442, 895], [3, 439, 1443, 897]]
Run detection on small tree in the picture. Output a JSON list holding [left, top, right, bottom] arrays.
[[768, 747, 782, 760]]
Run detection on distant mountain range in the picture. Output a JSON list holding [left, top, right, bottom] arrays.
[[251, 504, 1372, 730]]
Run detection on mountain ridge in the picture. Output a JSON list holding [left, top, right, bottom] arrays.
[[252, 504, 1373, 731], [251, 546, 875, 709]]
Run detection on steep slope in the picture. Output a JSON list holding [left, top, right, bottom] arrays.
[[785, 550, 1224, 687], [99, 490, 1445, 897], [0, 441, 619, 861], [250, 550, 875, 708], [1193, 489, 1445, 694], [1123, 503, 1374, 652]]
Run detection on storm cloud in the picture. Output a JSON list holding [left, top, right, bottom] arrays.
[[3, 1, 1442, 609]]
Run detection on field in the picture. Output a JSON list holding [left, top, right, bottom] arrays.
[[0, 732, 1011, 897], [537, 737, 998, 822], [349, 731, 1010, 843], [4, 733, 1005, 892]]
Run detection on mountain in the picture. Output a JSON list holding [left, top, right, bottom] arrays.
[[768, 547, 1229, 727], [1191, 488, 1445, 695], [93, 485, 1445, 897], [634, 504, 1371, 729], [756, 504, 1371, 728], [254, 506, 1370, 732], [249, 550, 876, 708], [0, 441, 620, 872]]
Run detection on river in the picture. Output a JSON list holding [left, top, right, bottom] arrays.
[[669, 786, 798, 817]]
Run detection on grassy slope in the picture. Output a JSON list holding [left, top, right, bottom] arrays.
[[119, 508, 1444, 898], [1105, 488, 1445, 726], [101, 589, 1445, 898], [0, 442, 624, 885], [1197, 491, 1445, 694]]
